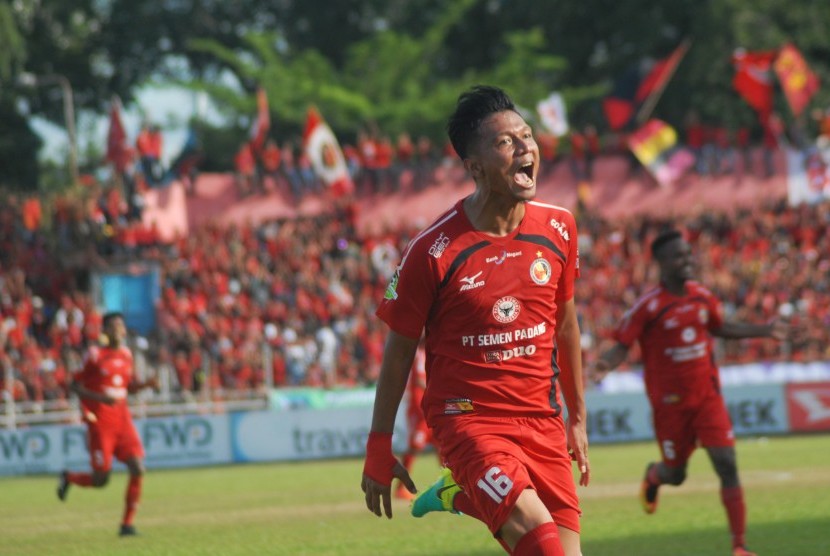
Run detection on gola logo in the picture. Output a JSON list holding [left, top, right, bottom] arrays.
[[549, 218, 570, 241], [459, 271, 485, 291]]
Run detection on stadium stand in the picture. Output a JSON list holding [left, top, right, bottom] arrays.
[[1, 142, 828, 427]]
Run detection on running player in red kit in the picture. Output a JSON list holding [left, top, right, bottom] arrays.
[[361, 85, 589, 556], [591, 229, 791, 556], [57, 312, 158, 537], [395, 343, 431, 501]]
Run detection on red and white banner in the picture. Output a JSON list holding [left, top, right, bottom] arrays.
[[302, 107, 354, 197], [786, 382, 830, 432], [732, 49, 777, 118], [786, 148, 830, 206]]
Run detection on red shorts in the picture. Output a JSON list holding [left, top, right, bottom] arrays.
[[407, 410, 432, 451], [431, 415, 580, 535], [87, 419, 144, 472], [651, 392, 734, 467]]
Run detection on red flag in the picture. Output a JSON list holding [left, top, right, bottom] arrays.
[[249, 87, 270, 155], [106, 96, 132, 173], [635, 40, 690, 104], [303, 107, 354, 198], [774, 43, 820, 117], [732, 49, 777, 117], [603, 41, 689, 131], [602, 64, 644, 131]]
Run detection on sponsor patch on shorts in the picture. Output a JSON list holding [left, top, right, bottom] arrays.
[[443, 398, 474, 415]]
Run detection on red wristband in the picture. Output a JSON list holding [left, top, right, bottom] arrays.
[[363, 431, 397, 486]]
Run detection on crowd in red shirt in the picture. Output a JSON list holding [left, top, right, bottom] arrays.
[[1, 184, 828, 406]]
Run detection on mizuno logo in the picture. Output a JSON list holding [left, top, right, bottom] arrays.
[[459, 271, 485, 291]]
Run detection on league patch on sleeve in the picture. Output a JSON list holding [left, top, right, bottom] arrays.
[[383, 270, 400, 300]]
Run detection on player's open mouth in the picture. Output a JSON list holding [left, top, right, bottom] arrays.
[[514, 161, 535, 187]]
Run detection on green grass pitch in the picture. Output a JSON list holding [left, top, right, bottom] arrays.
[[1, 434, 828, 555]]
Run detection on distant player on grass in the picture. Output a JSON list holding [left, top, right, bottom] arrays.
[[591, 229, 792, 556], [57, 312, 158, 537], [361, 85, 589, 556]]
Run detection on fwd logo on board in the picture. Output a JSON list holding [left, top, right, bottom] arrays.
[[0, 429, 49, 460], [143, 418, 213, 449]]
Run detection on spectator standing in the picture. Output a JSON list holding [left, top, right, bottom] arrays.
[[136, 123, 164, 186], [234, 143, 257, 197]]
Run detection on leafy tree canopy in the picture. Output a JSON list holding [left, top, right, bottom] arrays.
[[3, 0, 828, 188]]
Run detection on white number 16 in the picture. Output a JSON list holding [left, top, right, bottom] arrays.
[[477, 466, 514, 504]]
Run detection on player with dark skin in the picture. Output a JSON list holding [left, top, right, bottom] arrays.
[[591, 230, 791, 556]]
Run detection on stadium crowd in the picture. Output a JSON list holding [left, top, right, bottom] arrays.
[[1, 172, 828, 408]]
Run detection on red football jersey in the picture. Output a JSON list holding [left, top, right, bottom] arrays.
[[613, 281, 725, 407], [377, 198, 579, 425], [75, 345, 135, 425]]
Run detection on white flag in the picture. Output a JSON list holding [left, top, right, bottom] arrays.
[[537, 92, 569, 137]]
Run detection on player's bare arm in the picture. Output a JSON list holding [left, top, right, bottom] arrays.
[[590, 342, 630, 384], [555, 298, 590, 486], [361, 330, 419, 519], [69, 380, 117, 406], [713, 318, 791, 341], [128, 376, 160, 394]]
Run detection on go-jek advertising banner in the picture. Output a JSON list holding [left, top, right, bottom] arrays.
[[581, 383, 788, 443]]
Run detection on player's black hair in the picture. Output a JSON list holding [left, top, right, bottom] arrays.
[[102, 311, 124, 328], [650, 229, 683, 258], [447, 85, 517, 160]]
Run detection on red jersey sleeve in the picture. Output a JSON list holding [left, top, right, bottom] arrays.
[[75, 345, 100, 385], [613, 294, 651, 347], [376, 236, 439, 339], [554, 210, 579, 303], [699, 285, 725, 331]]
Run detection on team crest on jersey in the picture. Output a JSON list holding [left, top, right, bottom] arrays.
[[384, 270, 400, 300], [492, 296, 521, 323], [699, 308, 708, 324], [529, 258, 552, 285]]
